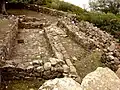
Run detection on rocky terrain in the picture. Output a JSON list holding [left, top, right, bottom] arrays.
[[39, 67, 120, 90], [0, 4, 120, 90]]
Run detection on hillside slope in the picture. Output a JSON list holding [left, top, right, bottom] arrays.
[[0, 5, 120, 90]]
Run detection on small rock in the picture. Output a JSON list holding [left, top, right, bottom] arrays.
[[29, 62, 33, 65], [108, 43, 116, 51], [29, 88, 34, 90], [27, 66, 34, 70], [56, 66, 64, 72], [114, 51, 120, 57], [44, 62, 52, 70], [49, 58, 57, 65], [39, 31, 43, 34], [56, 59, 65, 64], [16, 64, 25, 69], [114, 58, 120, 65], [3, 64, 15, 68], [72, 56, 77, 61], [108, 52, 113, 55], [39, 60, 43, 65], [110, 61, 115, 64], [56, 52, 63, 60], [75, 76, 81, 84], [108, 55, 115, 60], [62, 65, 70, 73], [36, 66, 44, 72], [32, 60, 40, 65], [118, 65, 120, 68]]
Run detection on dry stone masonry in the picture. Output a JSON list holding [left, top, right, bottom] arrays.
[[57, 17, 120, 71], [0, 5, 120, 89]]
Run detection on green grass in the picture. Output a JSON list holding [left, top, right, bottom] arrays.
[[74, 50, 103, 79], [6, 79, 45, 90], [0, 19, 10, 28]]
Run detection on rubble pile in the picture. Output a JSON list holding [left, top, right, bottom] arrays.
[[58, 17, 120, 71], [0, 6, 120, 89]]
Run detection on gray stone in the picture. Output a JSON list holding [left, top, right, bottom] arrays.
[[38, 78, 82, 90], [81, 67, 120, 90], [56, 59, 65, 64], [114, 58, 120, 65], [32, 60, 39, 65], [3, 64, 15, 68], [49, 57, 57, 65], [108, 43, 116, 51], [72, 56, 77, 61], [36, 66, 44, 72], [114, 51, 120, 57], [56, 52, 64, 60], [108, 55, 115, 60], [44, 62, 52, 70], [62, 64, 70, 73], [56, 66, 64, 72], [108, 52, 114, 55], [116, 68, 120, 79], [26, 66, 34, 70]]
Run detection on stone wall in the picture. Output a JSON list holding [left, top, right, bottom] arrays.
[[1, 17, 70, 81], [44, 24, 80, 80], [18, 16, 51, 29], [26, 4, 76, 17], [57, 17, 120, 71], [1, 58, 64, 81]]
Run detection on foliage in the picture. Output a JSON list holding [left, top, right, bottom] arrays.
[[89, 0, 120, 14], [77, 12, 120, 40], [8, 0, 36, 4], [7, 0, 120, 40], [35, 0, 85, 14]]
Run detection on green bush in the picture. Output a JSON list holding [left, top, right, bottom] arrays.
[[34, 0, 85, 14], [8, 0, 36, 4], [85, 13, 120, 39], [8, 0, 120, 41]]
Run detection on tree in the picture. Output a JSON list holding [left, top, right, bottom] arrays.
[[0, 0, 36, 14], [89, 0, 120, 14], [0, 0, 7, 15]]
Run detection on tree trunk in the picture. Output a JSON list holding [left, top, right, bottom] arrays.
[[0, 0, 7, 15]]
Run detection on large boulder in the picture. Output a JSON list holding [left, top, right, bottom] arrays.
[[38, 77, 82, 90], [116, 68, 120, 79], [81, 67, 120, 90]]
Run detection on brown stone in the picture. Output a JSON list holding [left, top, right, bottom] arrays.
[[116, 68, 120, 79]]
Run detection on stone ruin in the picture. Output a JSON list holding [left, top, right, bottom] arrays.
[[0, 4, 120, 88], [0, 15, 80, 83]]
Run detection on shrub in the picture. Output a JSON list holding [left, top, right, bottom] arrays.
[[8, 0, 120, 41]]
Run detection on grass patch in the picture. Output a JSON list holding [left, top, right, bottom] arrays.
[[6, 79, 45, 90], [74, 50, 103, 79]]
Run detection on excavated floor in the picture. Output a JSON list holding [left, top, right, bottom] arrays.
[[1, 9, 103, 90], [11, 29, 52, 64]]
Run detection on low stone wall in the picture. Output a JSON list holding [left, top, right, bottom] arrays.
[[1, 58, 64, 81], [57, 18, 120, 71], [1, 17, 68, 81], [44, 23, 81, 82], [57, 21, 96, 51], [0, 18, 18, 64], [18, 16, 51, 29], [26, 4, 76, 18]]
